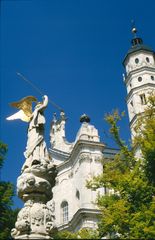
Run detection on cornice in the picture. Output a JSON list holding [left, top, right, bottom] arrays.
[[56, 140, 105, 171], [123, 49, 155, 67], [126, 83, 155, 102], [124, 66, 155, 85], [57, 208, 101, 231], [49, 148, 70, 159], [129, 112, 144, 127]]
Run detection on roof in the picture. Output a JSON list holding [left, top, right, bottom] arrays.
[[123, 37, 155, 66], [127, 44, 153, 55]]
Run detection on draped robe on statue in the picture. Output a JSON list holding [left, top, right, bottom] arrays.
[[22, 95, 49, 172]]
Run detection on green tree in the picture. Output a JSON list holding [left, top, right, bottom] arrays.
[[53, 228, 99, 239], [87, 94, 155, 239], [0, 141, 19, 239], [134, 93, 155, 185], [53, 230, 78, 239]]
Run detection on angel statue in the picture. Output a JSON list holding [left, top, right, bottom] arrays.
[[7, 95, 57, 239], [7, 95, 50, 172]]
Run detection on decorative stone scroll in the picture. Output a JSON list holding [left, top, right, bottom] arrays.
[[79, 153, 92, 165]]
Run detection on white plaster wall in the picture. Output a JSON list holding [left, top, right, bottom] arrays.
[[52, 144, 103, 228], [127, 86, 155, 122], [51, 115, 104, 229], [126, 71, 155, 94], [125, 52, 155, 75], [53, 170, 74, 226]]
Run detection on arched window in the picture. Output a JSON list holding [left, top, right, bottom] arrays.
[[61, 201, 68, 223]]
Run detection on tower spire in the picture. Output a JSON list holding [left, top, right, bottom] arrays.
[[131, 20, 137, 38]]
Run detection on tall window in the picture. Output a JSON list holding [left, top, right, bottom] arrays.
[[61, 201, 68, 223], [140, 94, 147, 105], [76, 189, 80, 200]]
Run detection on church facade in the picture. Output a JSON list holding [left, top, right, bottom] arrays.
[[50, 113, 118, 231], [50, 28, 155, 232]]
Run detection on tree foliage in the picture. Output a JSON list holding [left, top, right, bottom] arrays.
[[0, 141, 19, 239], [134, 93, 155, 185], [87, 94, 155, 239], [53, 228, 99, 239]]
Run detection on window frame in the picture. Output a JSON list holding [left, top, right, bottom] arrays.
[[135, 58, 139, 64], [61, 201, 69, 223], [140, 94, 147, 105]]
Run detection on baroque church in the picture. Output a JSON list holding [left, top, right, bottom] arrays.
[[50, 27, 155, 232]]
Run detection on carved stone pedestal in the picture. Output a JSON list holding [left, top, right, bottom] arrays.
[[12, 201, 55, 239], [11, 159, 57, 239]]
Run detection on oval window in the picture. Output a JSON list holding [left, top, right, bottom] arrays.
[[151, 75, 154, 81], [138, 77, 142, 82], [135, 58, 139, 64], [146, 57, 150, 63]]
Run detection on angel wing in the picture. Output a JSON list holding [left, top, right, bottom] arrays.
[[6, 96, 37, 122], [6, 110, 31, 122]]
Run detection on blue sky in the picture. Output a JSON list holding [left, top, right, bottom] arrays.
[[1, 0, 155, 208]]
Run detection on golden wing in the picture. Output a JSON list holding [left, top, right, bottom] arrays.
[[10, 96, 37, 118]]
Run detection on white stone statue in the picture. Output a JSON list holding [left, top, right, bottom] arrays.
[[7, 95, 57, 239], [22, 95, 50, 172]]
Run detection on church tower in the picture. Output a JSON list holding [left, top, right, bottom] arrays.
[[123, 26, 155, 138]]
